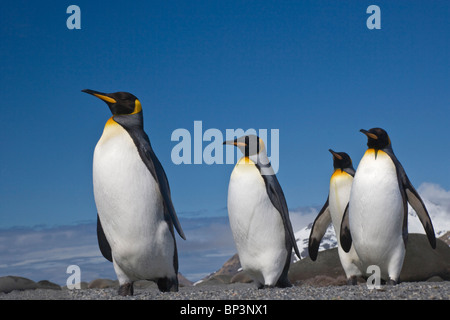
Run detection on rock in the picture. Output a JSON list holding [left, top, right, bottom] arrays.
[[438, 231, 450, 246], [86, 274, 191, 290], [204, 249, 350, 286], [88, 278, 119, 289], [210, 233, 449, 286], [400, 234, 450, 281], [37, 280, 61, 290], [178, 273, 193, 287], [297, 275, 349, 287], [0, 276, 38, 293], [426, 276, 444, 282], [288, 247, 345, 284], [289, 233, 450, 284], [197, 254, 242, 286], [230, 271, 253, 284], [134, 280, 157, 289], [195, 274, 234, 286], [214, 254, 241, 277]]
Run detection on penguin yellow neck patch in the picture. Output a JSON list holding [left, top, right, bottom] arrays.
[[237, 156, 255, 165], [366, 148, 388, 159], [131, 99, 142, 115], [105, 117, 118, 127], [331, 169, 350, 180], [99, 117, 124, 142]]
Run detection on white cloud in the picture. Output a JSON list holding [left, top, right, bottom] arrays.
[[418, 183, 450, 210], [0, 215, 237, 285], [289, 206, 320, 231], [0, 224, 114, 285], [408, 183, 450, 237]]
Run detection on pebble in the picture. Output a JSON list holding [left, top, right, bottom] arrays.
[[1, 281, 448, 300]]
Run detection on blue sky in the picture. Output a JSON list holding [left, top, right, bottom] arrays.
[[0, 1, 449, 283]]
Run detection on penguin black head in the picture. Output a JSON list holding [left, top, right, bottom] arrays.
[[360, 128, 391, 150], [223, 135, 264, 157], [82, 89, 142, 115], [329, 149, 353, 171]]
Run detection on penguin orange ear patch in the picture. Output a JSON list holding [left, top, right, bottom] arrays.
[[131, 99, 142, 114]]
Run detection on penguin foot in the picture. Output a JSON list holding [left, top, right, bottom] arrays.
[[257, 284, 276, 290], [118, 282, 134, 296], [263, 285, 274, 289], [347, 276, 358, 285], [275, 280, 293, 288], [157, 277, 178, 292], [386, 278, 398, 286], [256, 283, 271, 289]]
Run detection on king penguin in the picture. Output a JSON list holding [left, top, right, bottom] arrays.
[[82, 89, 186, 296], [223, 135, 301, 288], [308, 149, 362, 284], [340, 128, 436, 284]]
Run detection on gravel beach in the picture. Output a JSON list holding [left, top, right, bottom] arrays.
[[1, 281, 448, 300]]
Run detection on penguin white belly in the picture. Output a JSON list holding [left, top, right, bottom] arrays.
[[227, 158, 287, 286], [328, 171, 362, 278], [329, 171, 353, 235], [349, 150, 404, 280], [93, 119, 175, 282]]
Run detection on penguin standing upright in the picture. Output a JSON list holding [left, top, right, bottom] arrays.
[[340, 128, 436, 284], [224, 135, 301, 288], [309, 149, 362, 284], [83, 89, 186, 296]]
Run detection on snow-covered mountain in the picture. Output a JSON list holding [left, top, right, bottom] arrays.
[[293, 223, 334, 261], [292, 182, 450, 262]]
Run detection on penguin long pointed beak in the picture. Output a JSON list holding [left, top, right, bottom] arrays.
[[223, 139, 246, 148], [360, 129, 378, 140], [329, 149, 343, 160], [82, 89, 117, 104], [223, 139, 235, 146]]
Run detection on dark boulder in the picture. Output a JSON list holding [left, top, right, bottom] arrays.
[[288, 233, 450, 285], [0, 276, 38, 293]]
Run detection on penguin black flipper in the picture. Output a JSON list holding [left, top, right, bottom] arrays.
[[97, 214, 113, 262], [344, 167, 356, 178], [308, 197, 331, 261], [340, 203, 352, 253], [114, 114, 186, 240], [147, 144, 186, 240], [404, 183, 436, 248], [384, 148, 436, 249], [257, 165, 301, 260]]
